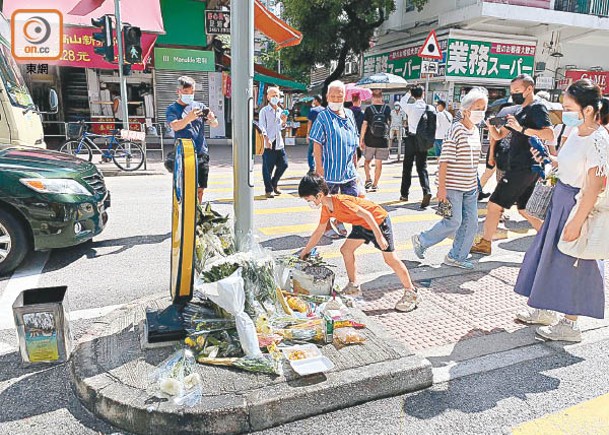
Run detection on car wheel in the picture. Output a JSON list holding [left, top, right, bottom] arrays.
[[0, 209, 30, 276]]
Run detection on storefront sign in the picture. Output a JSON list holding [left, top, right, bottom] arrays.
[[91, 117, 144, 135], [363, 40, 448, 81], [564, 70, 609, 94], [154, 48, 215, 72], [535, 75, 555, 90], [31, 27, 156, 70], [205, 10, 230, 35], [446, 39, 535, 80], [208, 72, 226, 138]]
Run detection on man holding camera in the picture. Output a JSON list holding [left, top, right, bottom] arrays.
[[166, 76, 219, 203]]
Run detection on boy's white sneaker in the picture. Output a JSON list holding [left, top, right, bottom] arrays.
[[395, 288, 421, 313]]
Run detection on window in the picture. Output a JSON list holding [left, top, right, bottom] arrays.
[[405, 0, 415, 12]]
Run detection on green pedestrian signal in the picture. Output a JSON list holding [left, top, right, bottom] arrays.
[[123, 26, 142, 64], [91, 16, 114, 63]]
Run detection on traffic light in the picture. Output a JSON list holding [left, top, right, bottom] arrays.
[[123, 25, 142, 64], [91, 16, 114, 63]]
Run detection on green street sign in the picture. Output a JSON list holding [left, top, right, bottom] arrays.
[[445, 38, 535, 80], [154, 48, 215, 72]]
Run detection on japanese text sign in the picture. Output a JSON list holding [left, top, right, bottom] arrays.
[[205, 10, 230, 35], [446, 39, 535, 80]]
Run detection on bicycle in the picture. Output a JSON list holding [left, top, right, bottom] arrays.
[[59, 120, 145, 171]]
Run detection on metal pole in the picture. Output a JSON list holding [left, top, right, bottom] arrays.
[[114, 0, 129, 131], [231, 0, 254, 247], [425, 72, 430, 104]]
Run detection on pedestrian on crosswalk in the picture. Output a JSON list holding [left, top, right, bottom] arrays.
[[411, 88, 488, 270], [298, 174, 421, 312], [309, 80, 360, 238], [259, 87, 289, 198], [514, 79, 609, 342], [360, 89, 391, 192]]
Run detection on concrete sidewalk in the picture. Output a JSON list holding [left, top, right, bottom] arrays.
[[70, 296, 432, 435]]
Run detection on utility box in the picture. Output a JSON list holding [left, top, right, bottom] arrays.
[[12, 286, 72, 364]]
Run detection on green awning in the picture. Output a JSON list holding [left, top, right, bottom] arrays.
[[254, 73, 306, 91]]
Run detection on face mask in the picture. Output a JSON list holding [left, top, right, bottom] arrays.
[[270, 96, 280, 106], [307, 200, 322, 209], [394, 106, 400, 111], [469, 110, 486, 125], [562, 111, 584, 127], [511, 92, 525, 105], [180, 93, 194, 105], [328, 102, 343, 111]]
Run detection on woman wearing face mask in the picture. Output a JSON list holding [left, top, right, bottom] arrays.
[[514, 79, 609, 342], [410, 88, 488, 270]]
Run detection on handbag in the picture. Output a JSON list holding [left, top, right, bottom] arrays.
[[557, 130, 609, 260], [525, 171, 556, 220]]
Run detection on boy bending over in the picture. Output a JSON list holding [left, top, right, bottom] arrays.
[[298, 174, 421, 312]]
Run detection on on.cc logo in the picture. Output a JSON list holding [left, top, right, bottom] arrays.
[[23, 16, 52, 45]]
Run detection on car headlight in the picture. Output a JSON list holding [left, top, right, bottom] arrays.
[[20, 178, 92, 196]]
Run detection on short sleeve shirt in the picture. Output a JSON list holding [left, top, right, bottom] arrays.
[[557, 127, 609, 188], [363, 104, 391, 148], [307, 106, 323, 124], [320, 195, 388, 230], [507, 101, 551, 171], [438, 123, 481, 191], [309, 108, 359, 184], [166, 102, 208, 155]]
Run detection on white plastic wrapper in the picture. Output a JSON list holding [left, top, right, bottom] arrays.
[[149, 349, 202, 407], [195, 268, 262, 357]]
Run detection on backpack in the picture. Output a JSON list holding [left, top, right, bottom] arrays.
[[415, 105, 437, 151], [369, 105, 389, 138]]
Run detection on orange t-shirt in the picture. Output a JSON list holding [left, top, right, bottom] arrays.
[[320, 195, 388, 230]]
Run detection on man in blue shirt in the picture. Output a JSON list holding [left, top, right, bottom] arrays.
[[306, 95, 323, 174], [259, 86, 289, 198], [166, 75, 218, 202]]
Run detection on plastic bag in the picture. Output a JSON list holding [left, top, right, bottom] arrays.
[[195, 268, 262, 357], [334, 327, 366, 345], [149, 348, 202, 407]]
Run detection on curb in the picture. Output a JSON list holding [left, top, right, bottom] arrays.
[[70, 295, 433, 434]]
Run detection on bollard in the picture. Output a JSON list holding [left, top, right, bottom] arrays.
[[12, 286, 72, 364]]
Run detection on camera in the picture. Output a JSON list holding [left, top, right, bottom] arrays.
[[199, 107, 210, 118], [489, 116, 508, 127]]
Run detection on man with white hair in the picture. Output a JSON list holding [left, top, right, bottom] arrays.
[[259, 86, 289, 198], [166, 75, 219, 202], [309, 80, 360, 238]]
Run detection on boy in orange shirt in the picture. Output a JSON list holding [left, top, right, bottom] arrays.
[[298, 174, 420, 312]]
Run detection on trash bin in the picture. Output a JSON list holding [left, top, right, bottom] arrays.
[[12, 286, 72, 364]]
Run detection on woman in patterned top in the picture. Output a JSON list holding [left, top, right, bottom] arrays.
[[411, 88, 488, 270]]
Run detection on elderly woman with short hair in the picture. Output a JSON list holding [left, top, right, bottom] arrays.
[[411, 87, 489, 269]]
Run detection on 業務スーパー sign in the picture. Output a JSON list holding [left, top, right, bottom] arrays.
[[154, 48, 215, 72]]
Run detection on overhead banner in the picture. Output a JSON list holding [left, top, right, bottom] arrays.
[[564, 70, 609, 94]]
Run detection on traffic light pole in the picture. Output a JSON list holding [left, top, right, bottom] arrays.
[[231, 0, 255, 248], [114, 0, 129, 131]]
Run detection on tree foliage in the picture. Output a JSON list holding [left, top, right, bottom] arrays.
[[281, 0, 397, 95]]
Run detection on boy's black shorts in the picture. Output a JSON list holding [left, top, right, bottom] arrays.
[[197, 153, 210, 189], [348, 217, 395, 252]]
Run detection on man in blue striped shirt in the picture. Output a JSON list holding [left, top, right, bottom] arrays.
[[259, 86, 289, 198], [310, 81, 359, 197]]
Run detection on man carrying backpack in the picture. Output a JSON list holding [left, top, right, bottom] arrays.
[[360, 89, 391, 192], [399, 85, 436, 209]]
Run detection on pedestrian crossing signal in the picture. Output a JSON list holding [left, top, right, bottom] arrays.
[[123, 25, 142, 64], [91, 16, 114, 63]]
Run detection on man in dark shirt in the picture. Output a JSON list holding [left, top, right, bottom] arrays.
[[306, 95, 323, 174], [471, 74, 553, 255], [360, 89, 391, 191], [166, 75, 219, 203]]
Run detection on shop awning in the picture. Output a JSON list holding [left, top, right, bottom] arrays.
[[254, 73, 306, 91], [3, 0, 165, 34], [254, 0, 302, 50]]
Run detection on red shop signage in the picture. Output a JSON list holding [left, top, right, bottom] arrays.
[[564, 70, 609, 94]]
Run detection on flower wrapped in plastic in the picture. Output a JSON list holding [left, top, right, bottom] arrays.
[[149, 348, 202, 407]]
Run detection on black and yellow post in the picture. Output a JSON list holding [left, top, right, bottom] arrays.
[[145, 139, 197, 343]]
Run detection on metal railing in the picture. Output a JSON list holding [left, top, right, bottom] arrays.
[[554, 0, 609, 16]]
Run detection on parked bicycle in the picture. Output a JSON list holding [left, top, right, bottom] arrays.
[[59, 120, 145, 171]]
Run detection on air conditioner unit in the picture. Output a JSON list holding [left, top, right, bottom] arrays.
[[565, 64, 578, 70], [535, 62, 546, 72], [590, 66, 603, 71]]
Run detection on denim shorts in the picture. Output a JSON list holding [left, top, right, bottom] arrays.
[[327, 179, 358, 197]]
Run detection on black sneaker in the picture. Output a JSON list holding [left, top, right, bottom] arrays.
[[399, 196, 408, 202], [365, 180, 373, 190], [420, 193, 432, 209], [369, 185, 378, 192]]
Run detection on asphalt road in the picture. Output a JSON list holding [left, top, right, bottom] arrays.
[[1, 145, 607, 434]]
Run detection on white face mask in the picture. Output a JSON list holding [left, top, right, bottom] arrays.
[[468, 110, 486, 125], [328, 102, 343, 112], [180, 93, 195, 105], [307, 200, 322, 209]]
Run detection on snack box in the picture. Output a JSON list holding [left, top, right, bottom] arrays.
[[281, 344, 335, 376]]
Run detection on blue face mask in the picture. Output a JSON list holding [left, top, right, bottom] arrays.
[[181, 93, 194, 105], [270, 96, 280, 106], [562, 111, 584, 127]]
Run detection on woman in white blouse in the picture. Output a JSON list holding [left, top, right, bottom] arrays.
[[513, 79, 608, 342]]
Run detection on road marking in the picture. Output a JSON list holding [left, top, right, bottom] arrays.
[[0, 251, 50, 329], [258, 209, 488, 236], [512, 393, 609, 435], [68, 304, 123, 322]]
